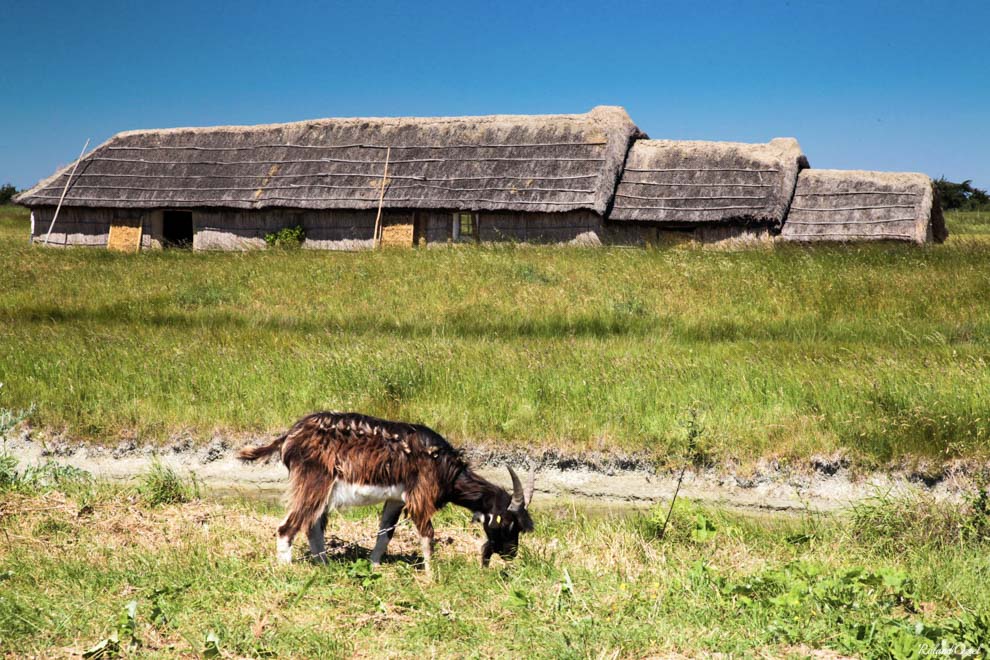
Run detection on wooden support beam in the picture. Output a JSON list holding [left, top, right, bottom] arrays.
[[373, 147, 391, 248], [43, 138, 90, 246]]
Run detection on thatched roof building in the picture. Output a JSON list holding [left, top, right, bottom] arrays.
[[779, 170, 947, 244], [607, 138, 808, 228], [15, 106, 642, 216], [14, 106, 947, 249]]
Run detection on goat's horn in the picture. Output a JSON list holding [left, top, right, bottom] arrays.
[[508, 467, 525, 510], [525, 470, 536, 506]]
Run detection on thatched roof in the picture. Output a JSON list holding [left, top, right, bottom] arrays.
[[780, 170, 947, 244], [607, 138, 807, 227], [15, 106, 643, 215]]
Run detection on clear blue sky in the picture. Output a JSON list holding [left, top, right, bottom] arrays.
[[2, 0, 988, 190]]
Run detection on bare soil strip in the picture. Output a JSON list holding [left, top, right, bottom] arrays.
[[6, 435, 981, 512]]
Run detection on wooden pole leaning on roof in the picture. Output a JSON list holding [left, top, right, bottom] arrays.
[[44, 138, 91, 246], [372, 146, 391, 248]]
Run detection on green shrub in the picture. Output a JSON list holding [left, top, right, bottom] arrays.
[[935, 177, 990, 211], [264, 225, 305, 248], [0, 452, 92, 495], [0, 404, 34, 437], [22, 461, 93, 493], [0, 184, 17, 206], [637, 501, 724, 544], [707, 560, 989, 657], [0, 451, 17, 490], [137, 461, 198, 506], [964, 484, 990, 542]]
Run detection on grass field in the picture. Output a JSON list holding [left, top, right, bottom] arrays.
[[1, 205, 989, 468], [0, 464, 987, 657]]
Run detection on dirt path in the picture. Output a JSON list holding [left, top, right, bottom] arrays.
[[5, 434, 979, 512]]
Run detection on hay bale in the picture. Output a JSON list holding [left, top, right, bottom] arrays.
[[381, 223, 414, 247], [106, 218, 142, 252], [607, 138, 807, 228], [780, 170, 947, 244], [14, 107, 644, 216]]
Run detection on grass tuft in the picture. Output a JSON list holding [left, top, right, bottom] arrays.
[[137, 461, 198, 506], [0, 452, 18, 490]]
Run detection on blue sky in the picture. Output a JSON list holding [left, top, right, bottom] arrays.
[[2, 0, 988, 190]]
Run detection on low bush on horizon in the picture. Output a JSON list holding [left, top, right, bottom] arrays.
[[0, 185, 17, 206], [0, 205, 988, 469]]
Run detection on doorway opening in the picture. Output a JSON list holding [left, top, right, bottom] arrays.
[[162, 211, 194, 247]]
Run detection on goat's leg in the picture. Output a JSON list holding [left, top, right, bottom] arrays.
[[306, 509, 329, 563], [277, 471, 333, 565], [415, 518, 436, 577], [276, 514, 296, 564], [481, 541, 494, 567], [370, 500, 404, 567]]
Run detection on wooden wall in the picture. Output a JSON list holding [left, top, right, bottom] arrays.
[[28, 206, 689, 250]]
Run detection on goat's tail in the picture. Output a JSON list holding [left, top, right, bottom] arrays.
[[238, 433, 287, 462]]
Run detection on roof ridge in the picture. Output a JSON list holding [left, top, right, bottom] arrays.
[[109, 105, 630, 139]]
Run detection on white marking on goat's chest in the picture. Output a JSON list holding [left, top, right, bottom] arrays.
[[329, 481, 406, 510]]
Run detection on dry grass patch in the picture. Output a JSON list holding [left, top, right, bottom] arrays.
[[1, 478, 988, 657]]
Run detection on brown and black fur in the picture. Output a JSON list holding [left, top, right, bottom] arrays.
[[239, 411, 534, 567]]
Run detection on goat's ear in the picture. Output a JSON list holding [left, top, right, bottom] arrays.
[[472, 511, 485, 523], [513, 506, 535, 533]]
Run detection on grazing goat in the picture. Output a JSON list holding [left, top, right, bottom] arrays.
[[238, 412, 534, 571]]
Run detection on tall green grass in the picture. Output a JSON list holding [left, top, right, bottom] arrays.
[[945, 210, 990, 235], [1, 205, 988, 465]]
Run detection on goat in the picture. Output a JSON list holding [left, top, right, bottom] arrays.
[[238, 412, 534, 572]]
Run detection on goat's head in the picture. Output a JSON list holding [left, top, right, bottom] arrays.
[[476, 467, 535, 565]]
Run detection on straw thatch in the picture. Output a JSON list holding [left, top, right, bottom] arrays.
[[607, 138, 807, 227], [14, 106, 643, 215], [780, 169, 947, 244]]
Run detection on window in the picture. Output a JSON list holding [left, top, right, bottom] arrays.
[[453, 212, 478, 241]]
